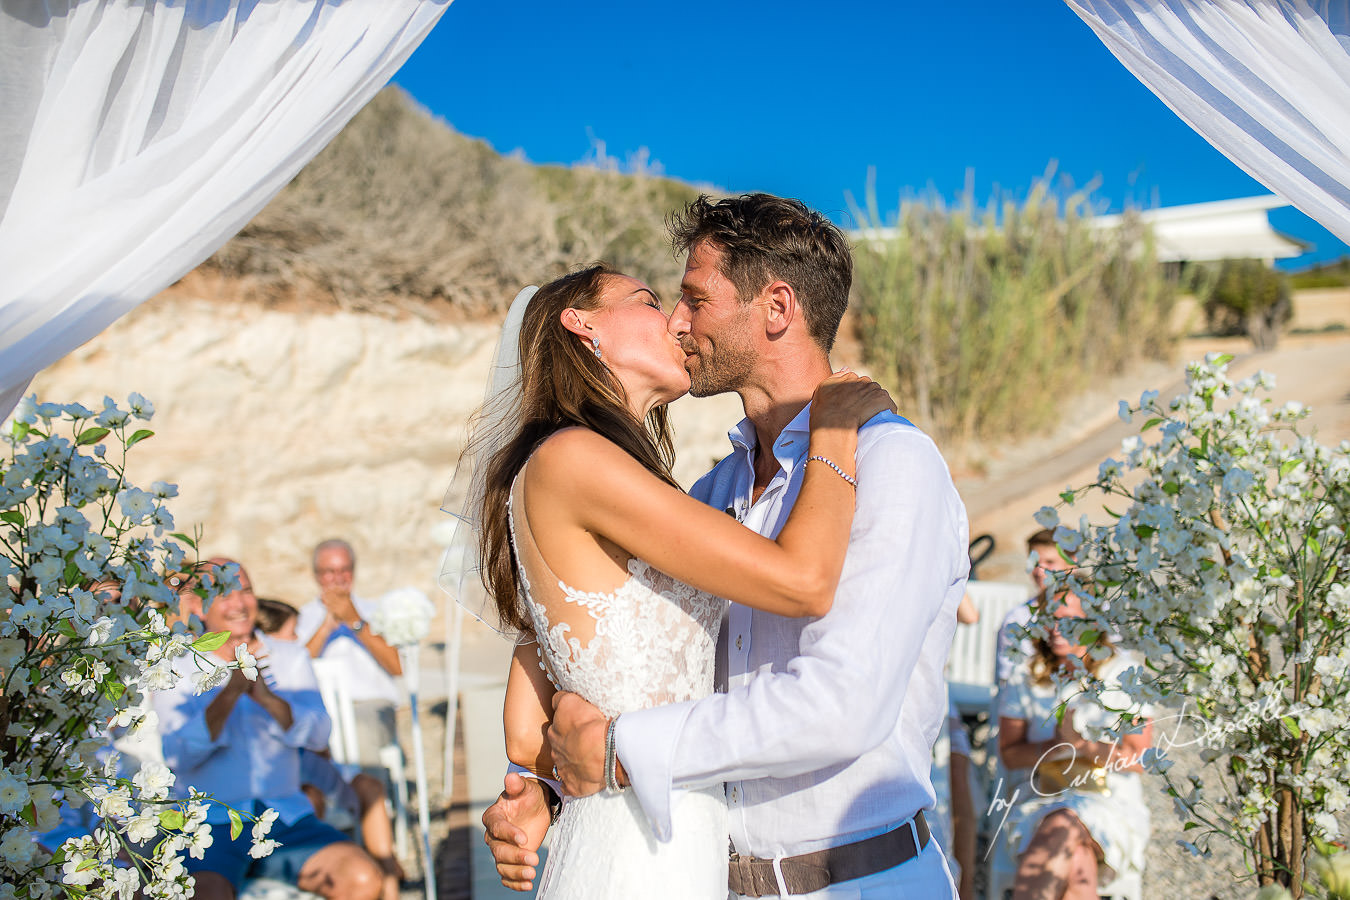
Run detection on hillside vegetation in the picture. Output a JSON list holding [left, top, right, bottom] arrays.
[[203, 87, 703, 316]]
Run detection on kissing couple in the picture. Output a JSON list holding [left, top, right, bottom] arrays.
[[460, 193, 968, 898]]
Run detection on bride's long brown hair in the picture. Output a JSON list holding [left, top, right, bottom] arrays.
[[477, 264, 680, 633]]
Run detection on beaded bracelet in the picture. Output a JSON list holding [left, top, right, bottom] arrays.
[[604, 718, 626, 792], [807, 454, 858, 489]]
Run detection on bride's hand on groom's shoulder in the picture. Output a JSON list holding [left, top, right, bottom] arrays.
[[809, 369, 897, 432], [548, 691, 610, 797]]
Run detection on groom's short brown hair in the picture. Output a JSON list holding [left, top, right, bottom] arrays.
[[670, 193, 852, 352]]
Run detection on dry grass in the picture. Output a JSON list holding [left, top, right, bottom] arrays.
[[849, 175, 1178, 448]]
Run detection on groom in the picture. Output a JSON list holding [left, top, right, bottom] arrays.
[[484, 193, 968, 897]]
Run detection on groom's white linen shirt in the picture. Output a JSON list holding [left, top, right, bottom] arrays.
[[615, 407, 968, 855], [155, 633, 332, 825]]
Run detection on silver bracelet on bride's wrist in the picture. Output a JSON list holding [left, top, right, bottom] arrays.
[[604, 718, 626, 793], [807, 454, 858, 489]]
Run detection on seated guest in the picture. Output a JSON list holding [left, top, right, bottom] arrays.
[[996, 528, 1074, 687], [154, 558, 382, 900], [997, 591, 1152, 900], [295, 540, 402, 768], [258, 596, 406, 900]]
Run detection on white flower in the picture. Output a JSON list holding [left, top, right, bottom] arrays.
[[111, 868, 141, 900], [234, 644, 259, 681], [1052, 524, 1082, 554], [1140, 389, 1160, 409], [186, 823, 214, 859], [127, 393, 154, 419], [150, 480, 178, 499], [133, 762, 175, 800], [1033, 505, 1059, 530], [0, 826, 38, 869], [1117, 400, 1132, 423], [124, 809, 160, 844], [252, 807, 279, 840], [116, 487, 157, 523], [249, 839, 280, 859], [1097, 458, 1124, 484], [193, 665, 230, 694], [0, 768, 31, 815], [87, 615, 117, 645]]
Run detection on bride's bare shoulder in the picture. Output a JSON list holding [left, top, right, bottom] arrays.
[[527, 427, 631, 483]]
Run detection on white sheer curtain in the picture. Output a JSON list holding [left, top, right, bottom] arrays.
[[0, 0, 451, 417], [1064, 0, 1350, 244]]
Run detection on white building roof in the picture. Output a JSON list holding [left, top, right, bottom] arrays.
[[853, 195, 1309, 263], [1091, 195, 1309, 262]]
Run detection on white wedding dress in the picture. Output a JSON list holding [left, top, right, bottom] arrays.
[[509, 470, 729, 898]]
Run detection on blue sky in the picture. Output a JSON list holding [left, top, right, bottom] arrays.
[[395, 0, 1345, 270]]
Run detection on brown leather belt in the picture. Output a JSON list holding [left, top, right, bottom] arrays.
[[727, 811, 931, 897]]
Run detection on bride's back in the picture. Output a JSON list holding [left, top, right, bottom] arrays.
[[508, 462, 725, 718]]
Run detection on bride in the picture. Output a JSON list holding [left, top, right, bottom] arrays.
[[467, 263, 892, 898]]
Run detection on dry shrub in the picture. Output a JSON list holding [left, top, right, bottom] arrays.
[[203, 87, 702, 316]]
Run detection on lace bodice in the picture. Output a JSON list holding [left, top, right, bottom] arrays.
[[506, 466, 730, 899], [508, 472, 726, 719]]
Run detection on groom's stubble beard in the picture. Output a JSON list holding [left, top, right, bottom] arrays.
[[683, 324, 758, 398]]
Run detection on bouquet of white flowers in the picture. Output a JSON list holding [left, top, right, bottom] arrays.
[[1, 396, 273, 900], [368, 586, 435, 648]]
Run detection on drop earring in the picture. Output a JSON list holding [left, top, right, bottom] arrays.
[[592, 338, 602, 360]]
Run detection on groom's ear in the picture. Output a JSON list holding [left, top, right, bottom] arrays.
[[761, 280, 796, 338]]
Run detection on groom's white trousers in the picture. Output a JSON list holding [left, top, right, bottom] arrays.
[[727, 837, 957, 899]]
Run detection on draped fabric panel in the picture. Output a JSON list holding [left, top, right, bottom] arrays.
[[0, 0, 451, 417], [1064, 0, 1350, 245]]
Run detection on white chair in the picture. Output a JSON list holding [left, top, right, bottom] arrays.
[[948, 581, 1029, 714], [310, 658, 412, 859]]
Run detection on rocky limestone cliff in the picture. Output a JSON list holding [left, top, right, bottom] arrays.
[[30, 288, 743, 614]]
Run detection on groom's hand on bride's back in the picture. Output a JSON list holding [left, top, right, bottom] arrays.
[[483, 772, 551, 891], [548, 691, 611, 797]]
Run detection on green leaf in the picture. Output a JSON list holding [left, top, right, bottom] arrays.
[[169, 532, 198, 550], [56, 619, 79, 639], [1134, 525, 1156, 539], [75, 427, 109, 446], [1283, 716, 1302, 739], [1183, 821, 1199, 831], [1079, 630, 1100, 644], [229, 808, 244, 841], [1213, 353, 1235, 366], [1103, 507, 1122, 519], [1309, 536, 1322, 557], [101, 680, 126, 702], [158, 808, 186, 830], [0, 510, 23, 527], [1162, 481, 1180, 496], [75, 859, 99, 873], [192, 631, 230, 652], [1141, 417, 1163, 431], [64, 560, 81, 585], [126, 429, 155, 448], [9, 420, 31, 441], [1059, 490, 1075, 505], [1188, 446, 1205, 459], [19, 801, 36, 826], [1280, 458, 1300, 478]]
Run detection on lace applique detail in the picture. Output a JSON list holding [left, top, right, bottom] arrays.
[[508, 493, 725, 719]]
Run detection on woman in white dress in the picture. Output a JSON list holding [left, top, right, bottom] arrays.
[[997, 591, 1154, 900], [470, 264, 892, 898]]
